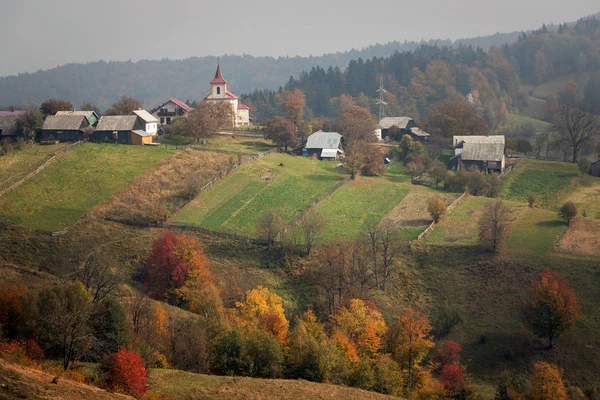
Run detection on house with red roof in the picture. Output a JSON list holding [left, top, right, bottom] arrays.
[[204, 65, 251, 127], [151, 98, 193, 126]]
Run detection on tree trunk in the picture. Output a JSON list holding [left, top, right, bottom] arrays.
[[572, 146, 578, 163]]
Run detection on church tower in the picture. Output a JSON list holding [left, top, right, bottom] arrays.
[[210, 64, 227, 98]]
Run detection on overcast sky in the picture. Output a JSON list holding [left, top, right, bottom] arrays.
[[1, 0, 598, 77]]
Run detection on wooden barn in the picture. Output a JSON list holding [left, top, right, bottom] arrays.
[[55, 110, 100, 127], [92, 116, 144, 144], [449, 135, 506, 173], [378, 117, 417, 141], [0, 110, 26, 139], [303, 131, 344, 160], [37, 114, 89, 142]]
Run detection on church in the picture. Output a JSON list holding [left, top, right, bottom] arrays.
[[204, 65, 251, 127]]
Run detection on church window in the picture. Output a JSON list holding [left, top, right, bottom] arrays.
[[217, 87, 221, 95]]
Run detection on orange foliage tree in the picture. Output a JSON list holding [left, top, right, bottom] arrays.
[[236, 286, 289, 345], [0, 284, 26, 339], [529, 361, 567, 400], [522, 271, 579, 349], [144, 232, 210, 302], [333, 299, 387, 357], [388, 307, 434, 389]]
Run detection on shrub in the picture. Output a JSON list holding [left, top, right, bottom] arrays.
[[427, 197, 447, 223], [24, 339, 44, 362], [559, 202, 577, 226], [440, 364, 465, 396], [105, 348, 149, 398], [431, 341, 462, 372], [528, 193, 536, 208]]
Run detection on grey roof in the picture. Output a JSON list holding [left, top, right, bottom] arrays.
[[320, 149, 340, 158], [41, 115, 87, 130], [96, 115, 139, 131], [460, 142, 505, 162], [379, 117, 413, 129], [410, 127, 430, 137], [0, 114, 21, 136], [132, 130, 154, 137], [453, 135, 505, 147], [56, 110, 95, 118], [131, 109, 159, 123], [306, 131, 342, 150]]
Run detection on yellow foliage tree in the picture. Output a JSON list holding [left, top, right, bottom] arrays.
[[333, 299, 387, 356], [236, 286, 289, 345], [529, 361, 567, 400]]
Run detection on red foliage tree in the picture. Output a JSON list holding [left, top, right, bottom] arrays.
[[144, 232, 210, 301], [440, 364, 465, 396], [105, 348, 148, 398], [431, 340, 462, 372], [24, 339, 45, 362]]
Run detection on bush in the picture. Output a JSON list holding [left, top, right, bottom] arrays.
[[427, 197, 447, 223], [24, 339, 45, 362], [528, 193, 536, 208], [105, 348, 149, 399], [559, 202, 577, 226]]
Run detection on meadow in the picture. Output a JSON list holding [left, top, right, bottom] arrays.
[[172, 153, 346, 235], [0, 142, 70, 192], [503, 113, 552, 131], [0, 143, 175, 231], [192, 135, 276, 154]]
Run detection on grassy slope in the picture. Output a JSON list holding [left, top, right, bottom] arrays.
[[173, 153, 346, 235], [503, 114, 552, 131], [0, 143, 70, 191], [148, 368, 398, 400], [501, 158, 579, 208], [567, 174, 600, 219], [0, 143, 175, 231], [192, 136, 276, 154]]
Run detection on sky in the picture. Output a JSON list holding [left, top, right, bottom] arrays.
[[1, 0, 598, 77]]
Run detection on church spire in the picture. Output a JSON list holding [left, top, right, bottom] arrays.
[[210, 64, 227, 85]]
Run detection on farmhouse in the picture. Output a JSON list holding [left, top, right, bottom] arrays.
[[37, 114, 89, 142], [450, 135, 506, 173], [130, 110, 159, 135], [55, 110, 99, 127], [204, 64, 250, 127], [591, 155, 600, 177], [151, 98, 192, 126], [92, 115, 154, 145], [0, 110, 26, 139], [303, 131, 344, 160], [379, 117, 415, 140]]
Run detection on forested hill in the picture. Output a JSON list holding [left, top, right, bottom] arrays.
[[243, 17, 600, 124], [4, 14, 599, 111]]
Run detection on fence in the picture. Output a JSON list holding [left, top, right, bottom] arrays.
[[416, 191, 468, 241], [0, 141, 84, 198]]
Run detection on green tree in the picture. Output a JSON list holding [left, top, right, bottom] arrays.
[[559, 201, 577, 226]]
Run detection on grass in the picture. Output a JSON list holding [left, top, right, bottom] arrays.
[[147, 368, 397, 400], [172, 153, 346, 235], [192, 135, 276, 154], [0, 142, 70, 192], [0, 143, 175, 231], [503, 113, 552, 131], [566, 174, 600, 219], [504, 206, 566, 256], [501, 158, 579, 208]]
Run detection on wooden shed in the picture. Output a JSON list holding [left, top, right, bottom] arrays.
[[131, 130, 154, 145], [37, 115, 89, 142], [92, 116, 147, 145]]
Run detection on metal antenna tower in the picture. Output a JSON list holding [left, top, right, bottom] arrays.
[[375, 74, 388, 121]]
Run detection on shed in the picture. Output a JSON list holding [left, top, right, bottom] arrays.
[[92, 116, 144, 144], [37, 115, 89, 142], [591, 156, 600, 177], [409, 127, 430, 142], [450, 139, 505, 173], [378, 117, 416, 140], [304, 131, 344, 160], [0, 111, 26, 138], [131, 130, 155, 145]]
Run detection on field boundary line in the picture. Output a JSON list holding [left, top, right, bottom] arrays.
[[0, 141, 84, 198], [415, 191, 468, 241]]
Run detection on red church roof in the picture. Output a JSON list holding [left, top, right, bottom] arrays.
[[210, 64, 227, 85]]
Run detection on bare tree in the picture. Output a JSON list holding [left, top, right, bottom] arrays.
[[75, 253, 128, 304], [366, 220, 405, 291], [171, 102, 233, 143], [554, 105, 599, 162], [478, 200, 513, 253], [299, 208, 324, 256], [257, 209, 285, 247]]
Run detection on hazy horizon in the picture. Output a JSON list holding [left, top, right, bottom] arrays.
[[1, 0, 598, 77]]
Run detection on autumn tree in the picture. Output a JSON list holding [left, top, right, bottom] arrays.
[[388, 307, 434, 388], [170, 102, 233, 142], [39, 99, 73, 116], [170, 317, 211, 373], [440, 364, 465, 397], [427, 197, 447, 223], [362, 144, 386, 176], [105, 348, 149, 398], [334, 105, 377, 143], [398, 134, 423, 161], [554, 105, 599, 162], [428, 161, 447, 187], [559, 201, 577, 226], [425, 100, 490, 138], [105, 95, 143, 115], [236, 286, 289, 345], [287, 310, 327, 381], [522, 271, 579, 349], [144, 232, 211, 302], [529, 361, 567, 400], [299, 208, 324, 256], [478, 200, 513, 253], [431, 341, 462, 372], [333, 299, 387, 357], [0, 284, 27, 339], [284, 89, 306, 130], [264, 115, 296, 151], [344, 139, 367, 180], [174, 262, 222, 321], [257, 209, 285, 247], [365, 220, 405, 291], [75, 252, 128, 303]]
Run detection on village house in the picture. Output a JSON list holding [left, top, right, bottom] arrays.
[[204, 64, 250, 127], [151, 98, 192, 126], [303, 131, 344, 160], [449, 135, 506, 173], [130, 110, 159, 135], [0, 110, 26, 139], [55, 110, 100, 127], [378, 117, 429, 142], [590, 155, 600, 177], [92, 115, 153, 145], [37, 114, 89, 142]]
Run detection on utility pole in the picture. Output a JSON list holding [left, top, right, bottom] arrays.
[[375, 74, 388, 122]]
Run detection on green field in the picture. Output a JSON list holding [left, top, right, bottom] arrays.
[[567, 174, 600, 219], [504, 207, 566, 256], [172, 154, 346, 235], [501, 158, 579, 208], [0, 143, 175, 231], [193, 135, 276, 154], [503, 113, 552, 131], [0, 143, 70, 192]]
